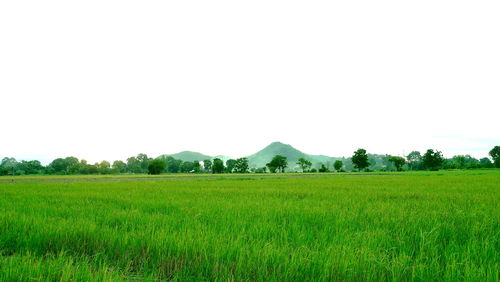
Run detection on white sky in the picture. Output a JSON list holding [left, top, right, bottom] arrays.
[[1, 1, 499, 164]]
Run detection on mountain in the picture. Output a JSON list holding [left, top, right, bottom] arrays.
[[159, 142, 392, 172], [162, 151, 213, 162], [246, 142, 339, 169]]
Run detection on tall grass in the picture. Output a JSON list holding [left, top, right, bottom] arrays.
[[1, 172, 498, 281]]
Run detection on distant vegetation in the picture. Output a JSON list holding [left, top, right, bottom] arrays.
[[1, 143, 499, 176]]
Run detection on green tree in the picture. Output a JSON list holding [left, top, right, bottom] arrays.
[[479, 158, 493, 168], [296, 158, 312, 172], [234, 158, 249, 173], [87, 163, 99, 174], [192, 161, 202, 173], [225, 159, 236, 173], [255, 167, 267, 173], [334, 160, 343, 172], [111, 160, 127, 173], [266, 155, 287, 173], [126, 156, 142, 173], [181, 161, 194, 173], [136, 153, 150, 173], [78, 159, 90, 174], [388, 156, 406, 171], [15, 160, 44, 175], [318, 164, 329, 173], [449, 155, 466, 169], [446, 155, 480, 169], [352, 149, 369, 171], [98, 160, 111, 174], [212, 158, 224, 174], [464, 155, 480, 169], [48, 158, 68, 174], [380, 155, 395, 171], [489, 146, 500, 168], [65, 157, 80, 174], [148, 158, 166, 175], [165, 157, 182, 173], [422, 149, 444, 171], [203, 159, 212, 173], [368, 156, 378, 171], [406, 151, 422, 170]]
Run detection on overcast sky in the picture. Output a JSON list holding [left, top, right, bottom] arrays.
[[1, 1, 499, 164]]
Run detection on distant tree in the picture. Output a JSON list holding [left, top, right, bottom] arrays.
[[446, 155, 480, 169], [368, 156, 378, 170], [225, 159, 236, 173], [480, 158, 493, 168], [448, 155, 466, 169], [234, 158, 249, 173], [76, 160, 98, 174], [192, 161, 202, 173], [48, 158, 68, 174], [388, 156, 406, 171], [78, 159, 90, 174], [98, 160, 111, 174], [406, 151, 422, 170], [148, 158, 166, 175], [266, 163, 276, 173], [0, 163, 9, 175], [266, 155, 287, 173], [318, 164, 329, 173], [87, 163, 99, 174], [296, 158, 312, 172], [165, 156, 182, 173], [65, 157, 80, 174], [422, 149, 444, 171], [212, 158, 224, 174], [0, 166, 8, 176], [203, 159, 212, 173], [30, 160, 44, 174], [126, 156, 142, 173], [136, 153, 150, 173], [254, 166, 267, 173], [343, 158, 354, 172], [464, 155, 480, 169], [334, 160, 343, 172], [352, 149, 369, 171], [181, 161, 194, 173], [489, 146, 500, 168], [14, 160, 44, 175], [266, 155, 288, 173], [380, 155, 395, 171], [111, 160, 127, 173]]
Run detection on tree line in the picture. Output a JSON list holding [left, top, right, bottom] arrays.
[[347, 146, 500, 172], [0, 154, 250, 176], [1, 146, 499, 176]]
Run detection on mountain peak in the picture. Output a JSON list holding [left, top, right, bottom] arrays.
[[247, 142, 305, 167], [245, 142, 339, 169], [266, 141, 291, 148], [162, 151, 213, 162]]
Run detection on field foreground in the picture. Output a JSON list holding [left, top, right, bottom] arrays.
[[0, 172, 499, 281]]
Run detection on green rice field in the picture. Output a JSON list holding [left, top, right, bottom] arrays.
[[0, 171, 499, 281]]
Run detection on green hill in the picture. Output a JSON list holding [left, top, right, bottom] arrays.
[[162, 151, 213, 162], [246, 142, 339, 170], [160, 143, 390, 172]]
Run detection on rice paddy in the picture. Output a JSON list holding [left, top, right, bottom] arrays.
[[0, 171, 499, 281]]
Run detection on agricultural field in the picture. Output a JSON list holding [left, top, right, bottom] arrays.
[[0, 171, 499, 281]]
